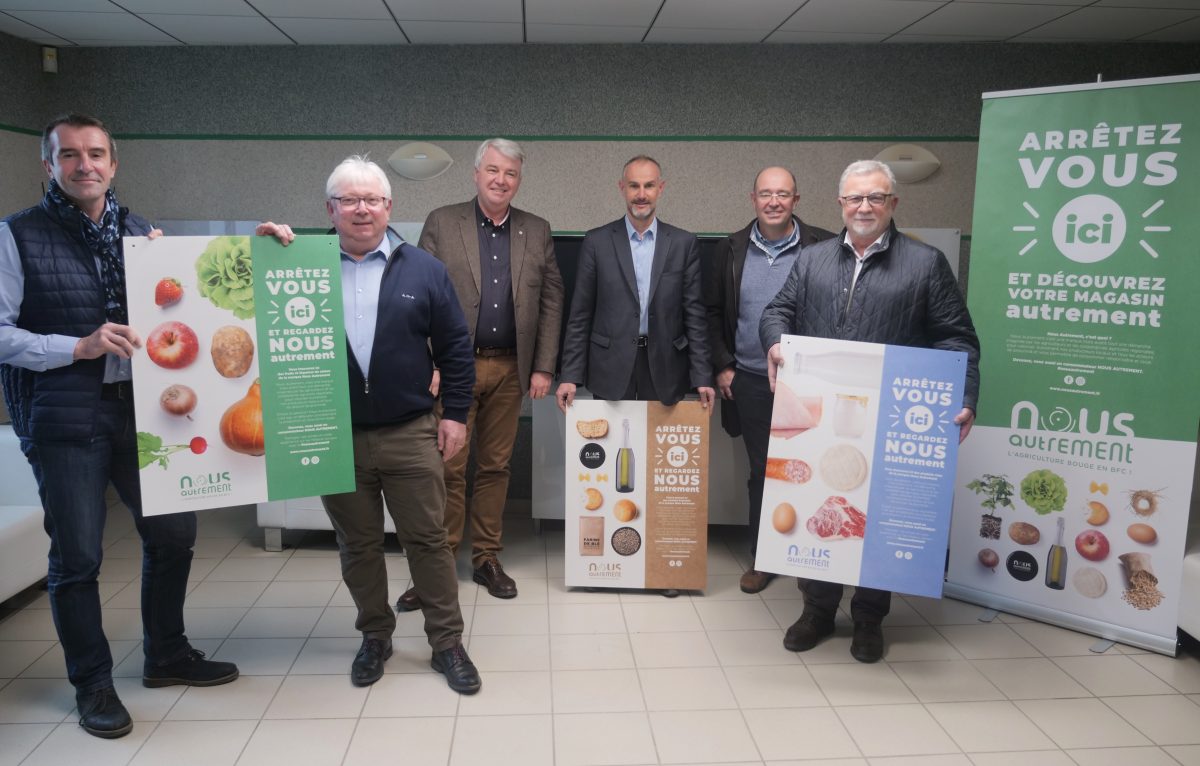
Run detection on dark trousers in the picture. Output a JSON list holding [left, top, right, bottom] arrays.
[[730, 369, 774, 558], [619, 346, 657, 401], [21, 398, 196, 693], [800, 579, 892, 624], [322, 414, 464, 651]]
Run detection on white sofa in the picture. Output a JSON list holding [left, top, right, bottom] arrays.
[[0, 425, 50, 604]]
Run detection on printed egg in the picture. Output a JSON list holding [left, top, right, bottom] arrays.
[[772, 503, 797, 534], [1127, 523, 1157, 544]]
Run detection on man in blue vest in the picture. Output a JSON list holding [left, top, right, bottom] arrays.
[[0, 114, 238, 739]]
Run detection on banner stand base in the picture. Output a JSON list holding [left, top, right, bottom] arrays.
[[1089, 639, 1117, 654], [943, 583, 1178, 657]]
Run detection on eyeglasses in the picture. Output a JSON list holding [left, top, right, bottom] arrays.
[[755, 191, 795, 201], [839, 193, 893, 208], [330, 196, 388, 210]]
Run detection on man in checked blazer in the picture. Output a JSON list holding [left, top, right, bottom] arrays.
[[556, 155, 714, 413], [409, 138, 564, 603]]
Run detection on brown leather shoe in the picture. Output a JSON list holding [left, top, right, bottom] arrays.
[[473, 556, 517, 599], [394, 586, 421, 612], [739, 569, 775, 594]]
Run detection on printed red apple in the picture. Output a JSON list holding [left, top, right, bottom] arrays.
[[146, 321, 199, 369], [1075, 529, 1110, 562]]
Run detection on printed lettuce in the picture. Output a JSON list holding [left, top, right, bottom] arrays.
[[195, 236, 254, 319], [1020, 469, 1068, 515]]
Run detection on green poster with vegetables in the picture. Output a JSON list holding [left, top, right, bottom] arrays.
[[946, 75, 1200, 655], [125, 235, 355, 514]]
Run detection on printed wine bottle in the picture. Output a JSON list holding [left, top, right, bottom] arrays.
[[615, 418, 635, 493], [1045, 516, 1067, 590]]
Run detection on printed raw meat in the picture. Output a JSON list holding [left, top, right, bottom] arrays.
[[771, 381, 823, 438], [765, 457, 812, 484], [806, 495, 867, 540]]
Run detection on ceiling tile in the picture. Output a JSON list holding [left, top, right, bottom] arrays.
[[140, 13, 292, 44], [904, 2, 1073, 37], [525, 23, 646, 43], [6, 9, 175, 41], [953, 0, 1083, 4], [1134, 14, 1200, 38], [525, 0, 659, 27], [116, 0, 254, 14], [0, 1, 113, 10], [400, 20, 523, 43], [383, 0, 521, 23], [1015, 6, 1198, 38], [71, 38, 182, 45], [272, 16, 407, 44], [1092, 0, 1200, 8], [645, 26, 772, 42], [888, 33, 1006, 42], [0, 12, 73, 42], [780, 0, 943, 35], [766, 29, 890, 42], [653, 0, 801, 30], [254, 0, 391, 19]]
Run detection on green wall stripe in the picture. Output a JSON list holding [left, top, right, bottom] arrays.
[[1, 121, 978, 143], [112, 133, 979, 143], [0, 123, 41, 137]]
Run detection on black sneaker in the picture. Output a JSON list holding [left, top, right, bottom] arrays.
[[143, 649, 239, 688], [783, 611, 835, 652], [77, 686, 133, 739], [431, 643, 482, 695], [850, 621, 884, 663]]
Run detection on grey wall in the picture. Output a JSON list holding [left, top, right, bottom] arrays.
[[3, 38, 1198, 237], [23, 42, 1200, 136]]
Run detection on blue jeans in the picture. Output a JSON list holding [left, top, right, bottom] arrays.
[[20, 398, 197, 693]]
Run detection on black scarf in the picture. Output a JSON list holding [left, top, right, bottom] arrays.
[[46, 178, 127, 324]]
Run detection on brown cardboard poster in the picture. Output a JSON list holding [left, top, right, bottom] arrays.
[[643, 402, 709, 589], [564, 400, 709, 590]]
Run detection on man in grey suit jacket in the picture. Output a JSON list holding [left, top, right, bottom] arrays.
[[412, 138, 564, 603], [556, 155, 714, 411]]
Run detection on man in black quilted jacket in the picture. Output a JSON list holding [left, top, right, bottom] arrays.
[[759, 159, 980, 663]]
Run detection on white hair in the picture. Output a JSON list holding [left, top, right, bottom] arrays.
[[325, 155, 391, 199], [838, 160, 896, 195], [474, 138, 525, 169]]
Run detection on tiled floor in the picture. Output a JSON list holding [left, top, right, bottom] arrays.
[[2, 505, 1199, 765]]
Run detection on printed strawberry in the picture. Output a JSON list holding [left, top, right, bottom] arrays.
[[190, 436, 208, 455], [154, 278, 183, 307]]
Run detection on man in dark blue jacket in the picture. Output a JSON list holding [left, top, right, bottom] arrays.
[[259, 156, 481, 694], [0, 114, 237, 740]]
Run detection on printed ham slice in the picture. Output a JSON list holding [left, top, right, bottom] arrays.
[[806, 496, 867, 540], [770, 381, 823, 439]]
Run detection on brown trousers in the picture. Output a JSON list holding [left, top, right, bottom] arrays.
[[322, 414, 464, 651], [442, 355, 523, 568]]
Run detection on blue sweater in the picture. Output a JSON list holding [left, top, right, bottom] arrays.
[[345, 241, 475, 426]]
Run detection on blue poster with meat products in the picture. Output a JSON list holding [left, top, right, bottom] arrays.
[[755, 335, 966, 598]]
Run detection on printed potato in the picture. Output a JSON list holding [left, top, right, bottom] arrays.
[[1008, 521, 1041, 546], [210, 325, 255, 378]]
